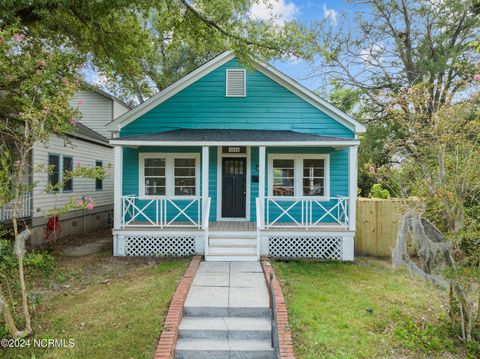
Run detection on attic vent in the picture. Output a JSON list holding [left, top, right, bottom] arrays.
[[226, 69, 246, 97]]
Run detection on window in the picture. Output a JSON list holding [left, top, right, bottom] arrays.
[[63, 156, 73, 192], [269, 155, 329, 198], [226, 69, 246, 97], [139, 153, 199, 197], [48, 154, 60, 191], [303, 159, 325, 196], [272, 159, 295, 196], [144, 158, 166, 196], [95, 160, 103, 191], [174, 158, 196, 196]]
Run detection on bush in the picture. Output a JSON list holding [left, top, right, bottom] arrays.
[[369, 183, 390, 199], [0, 239, 56, 276]]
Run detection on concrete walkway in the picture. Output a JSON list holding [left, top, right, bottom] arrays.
[[176, 262, 273, 358]]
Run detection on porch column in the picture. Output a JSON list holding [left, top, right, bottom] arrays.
[[113, 145, 123, 230], [258, 146, 266, 221], [348, 145, 358, 231], [202, 145, 209, 210]]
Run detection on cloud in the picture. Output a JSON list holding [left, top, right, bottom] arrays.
[[322, 4, 337, 25], [249, 0, 299, 26]]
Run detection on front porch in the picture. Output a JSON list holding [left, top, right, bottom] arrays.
[[111, 129, 358, 261]]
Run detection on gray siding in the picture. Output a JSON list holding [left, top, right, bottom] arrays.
[[71, 91, 112, 138]]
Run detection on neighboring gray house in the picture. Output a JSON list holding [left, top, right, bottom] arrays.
[[0, 90, 130, 245]]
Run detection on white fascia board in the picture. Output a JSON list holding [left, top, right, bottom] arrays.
[[255, 63, 366, 134], [106, 52, 235, 132], [109, 140, 360, 147]]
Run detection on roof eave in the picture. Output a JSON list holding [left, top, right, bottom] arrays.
[[109, 139, 360, 147]]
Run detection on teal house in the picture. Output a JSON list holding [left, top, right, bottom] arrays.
[[107, 52, 365, 261]]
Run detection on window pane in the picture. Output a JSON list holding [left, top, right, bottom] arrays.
[[175, 178, 196, 187], [273, 168, 294, 178], [95, 161, 103, 190], [62, 157, 73, 191], [174, 167, 195, 176], [303, 168, 324, 177], [145, 158, 165, 167], [145, 178, 165, 187], [273, 187, 294, 196], [175, 158, 195, 167], [48, 155, 60, 191], [303, 179, 324, 196], [175, 187, 196, 196], [273, 159, 294, 168], [145, 167, 165, 177], [303, 159, 324, 168], [146, 186, 165, 195]]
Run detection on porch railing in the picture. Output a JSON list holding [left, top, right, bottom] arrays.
[[263, 196, 349, 230], [202, 198, 211, 256], [121, 195, 206, 229], [0, 193, 32, 222]]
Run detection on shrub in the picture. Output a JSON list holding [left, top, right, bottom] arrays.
[[369, 183, 390, 199]]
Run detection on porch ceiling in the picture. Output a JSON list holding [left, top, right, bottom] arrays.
[[110, 128, 359, 147]]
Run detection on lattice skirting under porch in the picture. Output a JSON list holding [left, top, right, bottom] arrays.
[[261, 233, 354, 261], [114, 233, 204, 256]]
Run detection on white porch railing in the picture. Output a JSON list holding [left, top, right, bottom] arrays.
[[202, 198, 211, 256], [0, 193, 32, 222], [121, 195, 207, 229], [256, 198, 263, 259], [263, 196, 349, 230]]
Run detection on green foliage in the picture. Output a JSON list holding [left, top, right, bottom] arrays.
[[368, 183, 390, 199]]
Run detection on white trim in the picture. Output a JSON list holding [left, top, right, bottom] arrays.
[[348, 145, 358, 231], [106, 51, 365, 133], [114, 146, 123, 229], [225, 68, 246, 97], [138, 152, 200, 199], [216, 147, 251, 221], [110, 139, 359, 147], [202, 146, 209, 211], [267, 153, 331, 200], [258, 146, 266, 220], [107, 52, 235, 131]]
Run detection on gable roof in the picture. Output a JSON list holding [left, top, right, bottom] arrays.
[[67, 122, 111, 147], [106, 52, 366, 134]]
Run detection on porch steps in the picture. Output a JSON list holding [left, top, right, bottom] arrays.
[[206, 234, 258, 262], [175, 261, 274, 359]]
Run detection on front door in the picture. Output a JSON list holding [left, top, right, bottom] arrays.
[[222, 158, 246, 218]]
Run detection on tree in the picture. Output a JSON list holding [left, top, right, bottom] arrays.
[[1, 0, 313, 103], [0, 26, 105, 338], [312, 0, 480, 193]]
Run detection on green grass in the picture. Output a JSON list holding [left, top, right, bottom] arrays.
[[273, 258, 471, 359], [2, 255, 189, 359]]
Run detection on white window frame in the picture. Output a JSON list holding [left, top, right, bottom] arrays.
[[267, 153, 330, 200], [225, 69, 246, 97], [139, 153, 200, 199]]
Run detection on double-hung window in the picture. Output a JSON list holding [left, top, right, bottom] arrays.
[[48, 154, 60, 191], [268, 155, 329, 198], [95, 160, 103, 191], [140, 153, 199, 197]]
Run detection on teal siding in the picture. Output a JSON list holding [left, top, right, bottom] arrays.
[[120, 58, 354, 139], [120, 56, 354, 224]]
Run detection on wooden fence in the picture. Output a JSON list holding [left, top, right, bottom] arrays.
[[355, 198, 403, 257]]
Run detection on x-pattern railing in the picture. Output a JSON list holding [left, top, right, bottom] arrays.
[[264, 196, 349, 229], [121, 196, 203, 228]]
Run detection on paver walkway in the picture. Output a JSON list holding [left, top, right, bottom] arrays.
[[175, 261, 274, 358]]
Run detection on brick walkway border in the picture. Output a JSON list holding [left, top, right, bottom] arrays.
[[153, 255, 201, 359], [261, 258, 296, 359]]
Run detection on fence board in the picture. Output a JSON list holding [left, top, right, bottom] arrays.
[[355, 198, 402, 257]]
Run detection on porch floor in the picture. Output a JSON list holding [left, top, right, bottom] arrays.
[[115, 221, 352, 232]]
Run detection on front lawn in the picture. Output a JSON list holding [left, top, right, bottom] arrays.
[[273, 258, 475, 358], [1, 254, 189, 359]]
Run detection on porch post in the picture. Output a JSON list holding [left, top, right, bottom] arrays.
[[258, 146, 266, 218], [348, 145, 358, 231], [202, 145, 209, 208], [114, 145, 123, 229]]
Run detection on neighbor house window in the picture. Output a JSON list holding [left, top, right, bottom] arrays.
[[303, 159, 325, 196], [139, 153, 199, 197], [174, 158, 196, 196], [95, 160, 103, 191], [269, 155, 329, 198], [272, 159, 295, 197], [48, 154, 60, 192], [144, 158, 166, 196], [63, 156, 73, 192]]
